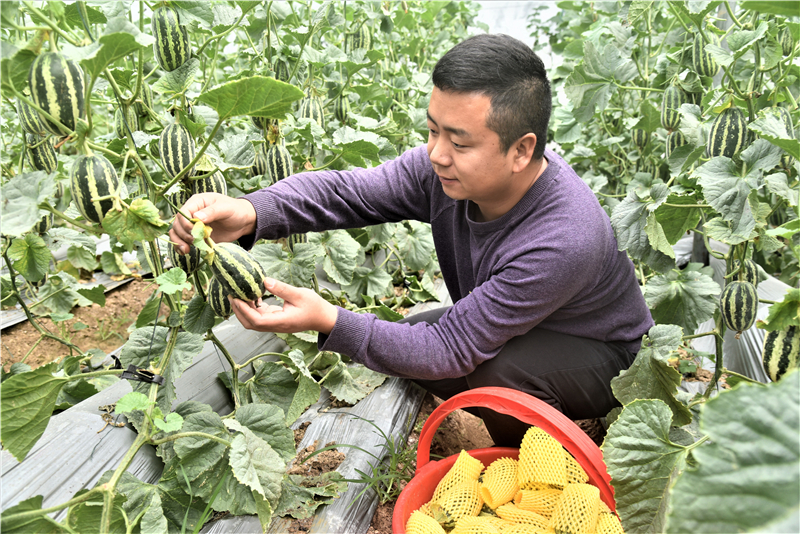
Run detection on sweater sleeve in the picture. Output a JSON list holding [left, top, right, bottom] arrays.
[[240, 146, 435, 241]]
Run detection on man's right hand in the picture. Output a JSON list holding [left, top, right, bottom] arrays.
[[169, 193, 257, 253]]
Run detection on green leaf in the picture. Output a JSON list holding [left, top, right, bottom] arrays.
[[152, 57, 200, 96], [603, 399, 689, 534], [236, 361, 311, 423], [342, 265, 394, 306], [280, 348, 315, 382], [63, 3, 106, 28], [135, 291, 162, 328], [644, 264, 719, 334], [235, 403, 297, 463], [218, 133, 256, 171], [274, 472, 348, 520], [626, 0, 654, 25], [1, 45, 36, 95], [704, 215, 754, 246], [100, 250, 132, 276], [611, 325, 693, 427], [397, 221, 436, 271], [694, 157, 756, 236], [156, 268, 192, 296], [120, 326, 205, 414], [323, 361, 387, 405], [645, 214, 675, 259], [7, 234, 51, 282], [102, 198, 168, 252], [196, 76, 305, 120], [610, 185, 676, 273], [327, 127, 382, 166], [654, 194, 702, 244], [727, 21, 769, 52], [286, 375, 321, 424], [116, 391, 153, 413], [154, 412, 184, 433], [76, 285, 106, 307], [749, 110, 800, 160], [316, 230, 362, 285], [32, 272, 91, 316], [363, 294, 405, 321], [183, 294, 216, 334], [666, 371, 800, 533], [156, 457, 210, 531], [0, 363, 67, 461], [66, 490, 128, 534], [55, 378, 102, 410], [765, 172, 799, 207], [0, 495, 68, 533], [79, 17, 155, 84], [172, 411, 230, 499], [739, 0, 800, 17], [408, 273, 440, 303], [251, 242, 323, 288], [226, 419, 285, 505], [0, 171, 56, 237], [172, 1, 216, 28], [757, 288, 800, 331]]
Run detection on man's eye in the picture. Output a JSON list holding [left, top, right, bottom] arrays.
[[452, 142, 464, 148]]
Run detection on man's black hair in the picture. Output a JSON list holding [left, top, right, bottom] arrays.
[[432, 33, 551, 160]]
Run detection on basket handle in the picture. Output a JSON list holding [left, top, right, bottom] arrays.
[[416, 387, 614, 508]]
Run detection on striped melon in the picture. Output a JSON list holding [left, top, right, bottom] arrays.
[[141, 84, 154, 114], [348, 24, 372, 50], [274, 61, 290, 82], [167, 186, 192, 215], [661, 85, 686, 131], [666, 130, 688, 158], [635, 158, 658, 179], [298, 94, 324, 128], [26, 135, 57, 173], [719, 280, 758, 338], [28, 52, 86, 136], [168, 242, 202, 274], [266, 144, 293, 182], [288, 233, 307, 251], [731, 259, 759, 286], [152, 6, 191, 72], [190, 171, 227, 196], [780, 27, 794, 56], [70, 154, 120, 224], [707, 107, 748, 159], [762, 325, 800, 382], [693, 34, 719, 77], [631, 129, 649, 149], [250, 144, 269, 178], [33, 212, 54, 234], [114, 106, 140, 138], [160, 123, 196, 178], [333, 94, 350, 124], [777, 107, 795, 169], [209, 242, 268, 303], [250, 116, 278, 130], [208, 276, 232, 318], [17, 98, 47, 137]]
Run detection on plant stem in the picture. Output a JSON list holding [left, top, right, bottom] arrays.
[[0, 487, 102, 524], [615, 85, 664, 93], [150, 431, 232, 447], [100, 432, 147, 532], [683, 330, 717, 341], [723, 1, 744, 28], [21, 336, 44, 363], [207, 331, 241, 408], [41, 205, 101, 235], [21, 1, 80, 46], [236, 351, 287, 371]]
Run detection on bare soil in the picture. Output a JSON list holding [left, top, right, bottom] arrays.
[[1, 277, 169, 371]]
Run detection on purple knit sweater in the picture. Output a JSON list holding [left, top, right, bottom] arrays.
[[242, 145, 654, 380]]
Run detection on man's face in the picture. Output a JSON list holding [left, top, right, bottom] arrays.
[[426, 87, 521, 221]]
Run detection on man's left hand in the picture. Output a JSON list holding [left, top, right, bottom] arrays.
[[229, 277, 339, 335]]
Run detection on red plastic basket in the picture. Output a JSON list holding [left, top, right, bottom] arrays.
[[392, 387, 615, 533]]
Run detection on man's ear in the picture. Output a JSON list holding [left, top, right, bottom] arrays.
[[512, 133, 537, 173]]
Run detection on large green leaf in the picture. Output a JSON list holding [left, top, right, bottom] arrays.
[[0, 363, 67, 461], [603, 399, 689, 534], [654, 194, 702, 244], [757, 288, 800, 331], [694, 157, 756, 235], [156, 457, 209, 532], [196, 76, 304, 120], [611, 325, 693, 427], [342, 265, 394, 305], [286, 375, 322, 424], [610, 184, 676, 273], [397, 220, 436, 271], [66, 490, 128, 534], [0, 495, 68, 533], [32, 271, 92, 316], [152, 58, 200, 96], [120, 326, 205, 413], [727, 21, 770, 52], [0, 171, 56, 238], [274, 472, 348, 520], [183, 294, 217, 334], [740, 0, 800, 16], [7, 234, 51, 282], [327, 127, 382, 166], [155, 268, 192, 296], [251, 242, 323, 288], [0, 44, 35, 95], [322, 361, 388, 405], [643, 264, 719, 335], [315, 230, 362, 285], [173, 411, 231, 500], [750, 110, 800, 160], [101, 198, 168, 252], [78, 17, 155, 84], [236, 361, 302, 419], [666, 371, 800, 533], [235, 403, 297, 463]]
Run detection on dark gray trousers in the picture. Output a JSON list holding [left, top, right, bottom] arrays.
[[403, 307, 637, 447]]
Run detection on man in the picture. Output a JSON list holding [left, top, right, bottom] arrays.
[[170, 34, 654, 446]]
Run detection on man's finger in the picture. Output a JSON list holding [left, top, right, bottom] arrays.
[[263, 277, 299, 300]]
